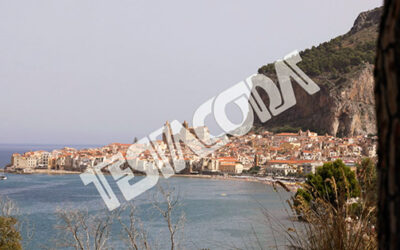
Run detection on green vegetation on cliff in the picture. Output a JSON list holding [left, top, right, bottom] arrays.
[[258, 11, 379, 87], [259, 35, 376, 80]]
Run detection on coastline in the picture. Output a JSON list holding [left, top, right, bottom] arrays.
[[2, 169, 300, 191], [207, 175, 300, 192], [4, 169, 82, 175]]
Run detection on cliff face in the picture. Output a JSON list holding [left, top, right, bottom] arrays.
[[255, 7, 381, 137], [350, 6, 382, 34]]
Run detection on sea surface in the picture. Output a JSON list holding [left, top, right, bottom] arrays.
[[0, 144, 294, 249]]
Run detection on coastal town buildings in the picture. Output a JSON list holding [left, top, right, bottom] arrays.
[[6, 122, 378, 177], [217, 157, 244, 174], [11, 153, 27, 169]]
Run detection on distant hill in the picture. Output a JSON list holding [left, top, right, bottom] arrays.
[[254, 7, 382, 137]]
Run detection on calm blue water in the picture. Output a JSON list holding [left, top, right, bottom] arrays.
[[0, 145, 293, 249]]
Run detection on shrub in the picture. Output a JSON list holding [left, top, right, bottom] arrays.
[[295, 159, 360, 208], [0, 216, 22, 250]]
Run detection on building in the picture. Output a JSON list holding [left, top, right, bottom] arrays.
[[265, 160, 298, 176], [11, 154, 28, 169], [217, 157, 244, 174], [193, 126, 210, 142], [37, 151, 50, 169], [202, 158, 219, 173], [56, 155, 73, 170], [300, 161, 323, 175], [26, 155, 38, 169], [265, 160, 322, 176]]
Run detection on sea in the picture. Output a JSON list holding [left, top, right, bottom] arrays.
[[0, 144, 294, 249]]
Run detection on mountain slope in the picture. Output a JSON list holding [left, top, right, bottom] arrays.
[[255, 7, 382, 137]]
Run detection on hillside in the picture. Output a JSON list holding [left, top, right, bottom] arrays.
[[254, 7, 382, 137]]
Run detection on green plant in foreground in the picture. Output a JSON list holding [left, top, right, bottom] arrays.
[[280, 159, 377, 250], [0, 216, 22, 250], [294, 159, 360, 209]]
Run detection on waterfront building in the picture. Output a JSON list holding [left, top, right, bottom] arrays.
[[217, 157, 244, 174]]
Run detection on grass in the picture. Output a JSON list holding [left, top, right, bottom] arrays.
[[258, 173, 377, 249]]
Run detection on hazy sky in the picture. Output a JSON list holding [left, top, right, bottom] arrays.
[[0, 0, 382, 145]]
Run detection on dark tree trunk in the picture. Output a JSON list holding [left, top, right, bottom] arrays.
[[375, 1, 400, 249]]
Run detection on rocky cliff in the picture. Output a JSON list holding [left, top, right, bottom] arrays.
[[255, 7, 382, 137]]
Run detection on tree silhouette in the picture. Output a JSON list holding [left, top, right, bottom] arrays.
[[374, 1, 400, 249]]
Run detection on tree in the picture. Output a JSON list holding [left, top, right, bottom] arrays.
[[247, 165, 260, 175], [52, 186, 186, 250], [53, 208, 115, 250], [117, 204, 150, 250], [374, 1, 400, 249], [152, 185, 185, 250], [295, 159, 360, 208]]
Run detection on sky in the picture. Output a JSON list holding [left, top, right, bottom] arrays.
[[0, 0, 382, 145]]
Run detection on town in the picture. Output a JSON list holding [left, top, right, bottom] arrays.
[[5, 121, 377, 179]]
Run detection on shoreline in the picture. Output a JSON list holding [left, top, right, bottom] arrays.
[[2, 170, 300, 191], [3, 169, 82, 175]]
